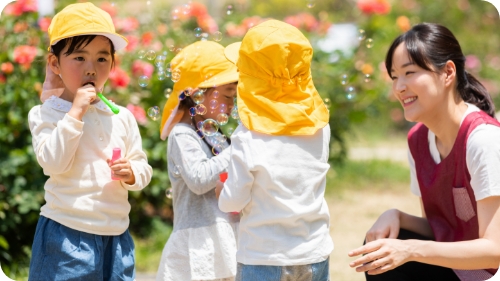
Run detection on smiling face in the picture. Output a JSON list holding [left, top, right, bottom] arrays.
[[49, 35, 113, 102], [390, 43, 448, 123]]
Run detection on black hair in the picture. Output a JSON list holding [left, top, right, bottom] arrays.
[[51, 35, 116, 67], [385, 23, 495, 117]]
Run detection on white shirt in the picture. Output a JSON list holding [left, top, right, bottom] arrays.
[[219, 124, 334, 266], [409, 103, 500, 200], [28, 96, 152, 235]]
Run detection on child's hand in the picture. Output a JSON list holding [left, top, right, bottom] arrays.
[[68, 84, 97, 120], [215, 180, 224, 199], [107, 158, 136, 185]]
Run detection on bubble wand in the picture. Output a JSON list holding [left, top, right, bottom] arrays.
[[97, 93, 120, 114]]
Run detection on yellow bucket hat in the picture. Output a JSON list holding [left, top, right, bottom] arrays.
[[160, 41, 239, 140], [48, 2, 128, 51], [226, 20, 329, 136]]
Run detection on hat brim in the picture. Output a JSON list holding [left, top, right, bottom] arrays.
[[224, 42, 241, 65], [50, 32, 128, 51], [197, 66, 239, 88]]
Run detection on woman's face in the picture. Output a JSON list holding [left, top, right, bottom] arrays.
[[390, 43, 448, 123]]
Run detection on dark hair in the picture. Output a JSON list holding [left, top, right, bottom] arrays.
[[51, 35, 116, 66], [385, 23, 495, 117]]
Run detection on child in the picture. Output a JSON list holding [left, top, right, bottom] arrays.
[[216, 20, 333, 281], [28, 3, 152, 280], [349, 23, 500, 280], [156, 41, 240, 281]]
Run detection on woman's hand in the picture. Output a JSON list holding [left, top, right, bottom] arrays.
[[108, 158, 136, 185], [348, 238, 414, 275], [365, 209, 401, 243]]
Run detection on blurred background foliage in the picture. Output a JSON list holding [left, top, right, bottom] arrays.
[[1, 0, 500, 277]]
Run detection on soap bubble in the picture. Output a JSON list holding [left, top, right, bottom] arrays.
[[137, 50, 146, 59], [230, 108, 239, 119], [209, 99, 219, 109], [154, 55, 166, 67], [212, 144, 224, 155], [346, 86, 357, 100], [212, 31, 223, 42], [157, 71, 166, 81], [165, 188, 173, 199], [226, 127, 234, 137], [189, 107, 197, 117], [171, 70, 181, 82], [217, 113, 229, 125], [138, 75, 150, 87], [164, 88, 172, 98], [201, 119, 219, 136], [364, 74, 371, 83], [226, 5, 233, 15], [194, 27, 203, 37], [366, 38, 374, 48], [212, 90, 219, 98], [147, 106, 160, 120], [307, 0, 316, 8], [324, 98, 331, 109], [341, 74, 348, 85], [192, 90, 205, 104], [196, 104, 207, 115], [358, 29, 366, 41], [219, 103, 227, 113], [145, 50, 156, 61]]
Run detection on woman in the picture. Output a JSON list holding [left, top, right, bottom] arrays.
[[349, 23, 500, 281]]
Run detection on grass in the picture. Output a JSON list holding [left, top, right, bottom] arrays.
[[133, 218, 173, 273]]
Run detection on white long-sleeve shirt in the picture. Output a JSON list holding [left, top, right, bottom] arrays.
[[219, 124, 333, 266], [28, 96, 152, 235]]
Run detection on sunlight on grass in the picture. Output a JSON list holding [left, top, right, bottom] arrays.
[[133, 218, 173, 273], [326, 159, 410, 196]]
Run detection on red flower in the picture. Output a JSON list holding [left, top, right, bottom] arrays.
[[131, 60, 154, 77], [13, 45, 38, 69], [188, 2, 208, 18], [197, 15, 218, 34], [126, 104, 148, 125], [1, 62, 14, 75], [100, 2, 117, 18], [0, 74, 5, 84], [108, 67, 130, 89], [38, 17, 52, 32], [141, 31, 154, 46], [357, 0, 391, 15], [13, 22, 29, 33], [4, 0, 37, 16]]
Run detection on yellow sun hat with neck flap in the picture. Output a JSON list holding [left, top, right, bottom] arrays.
[[225, 20, 329, 136], [160, 41, 239, 140]]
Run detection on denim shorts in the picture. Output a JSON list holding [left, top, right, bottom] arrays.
[[235, 258, 329, 281], [28, 216, 135, 281]]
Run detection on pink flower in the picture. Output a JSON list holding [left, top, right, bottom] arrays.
[[131, 60, 154, 77], [38, 17, 52, 32], [1, 62, 14, 74], [4, 0, 37, 16], [357, 0, 391, 15], [465, 55, 482, 71], [127, 104, 148, 125], [125, 35, 139, 52], [100, 2, 117, 18], [113, 17, 139, 33], [108, 67, 130, 89], [284, 13, 318, 32], [13, 45, 38, 69]]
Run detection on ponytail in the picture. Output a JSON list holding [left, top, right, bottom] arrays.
[[459, 71, 495, 117]]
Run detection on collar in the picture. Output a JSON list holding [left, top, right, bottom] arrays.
[[44, 95, 114, 113]]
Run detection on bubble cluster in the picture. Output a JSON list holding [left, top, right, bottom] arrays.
[[147, 106, 160, 120]]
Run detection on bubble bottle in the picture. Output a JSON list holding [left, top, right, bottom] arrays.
[[111, 148, 121, 180]]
